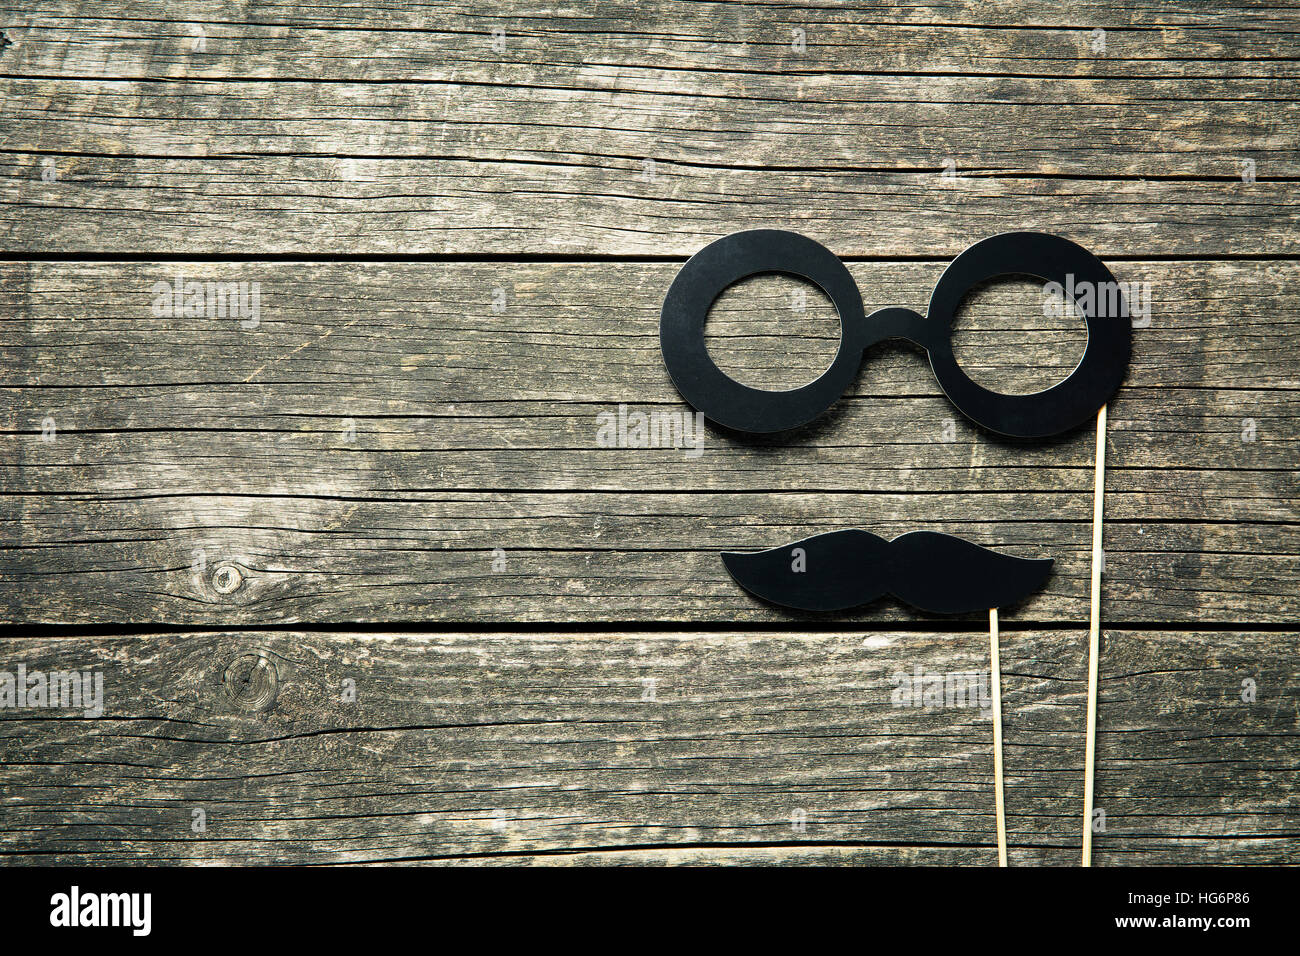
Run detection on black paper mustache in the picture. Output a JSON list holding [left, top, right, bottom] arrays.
[[660, 229, 1130, 439], [722, 530, 1053, 613]]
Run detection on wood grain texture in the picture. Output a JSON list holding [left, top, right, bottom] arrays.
[[1, 0, 1297, 866], [1, 2, 1297, 254], [8, 0, 1300, 82], [2, 259, 1296, 624], [1, 629, 1294, 865]]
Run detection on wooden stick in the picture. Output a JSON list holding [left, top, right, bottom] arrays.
[[989, 606, 1007, 867], [1082, 403, 1108, 867]]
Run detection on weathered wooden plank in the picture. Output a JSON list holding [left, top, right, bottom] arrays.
[[2, 259, 1295, 624], [6, 0, 1300, 82], [3, 3, 1296, 258], [0, 629, 1293, 865]]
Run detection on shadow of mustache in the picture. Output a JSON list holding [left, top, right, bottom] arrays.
[[721, 529, 1053, 613]]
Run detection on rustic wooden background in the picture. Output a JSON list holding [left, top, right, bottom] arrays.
[[1, 1, 1296, 865]]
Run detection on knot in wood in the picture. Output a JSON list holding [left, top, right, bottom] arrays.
[[223, 654, 278, 711], [211, 563, 243, 594]]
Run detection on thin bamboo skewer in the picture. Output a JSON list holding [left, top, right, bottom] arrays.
[[989, 606, 1007, 867], [1082, 403, 1108, 866]]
